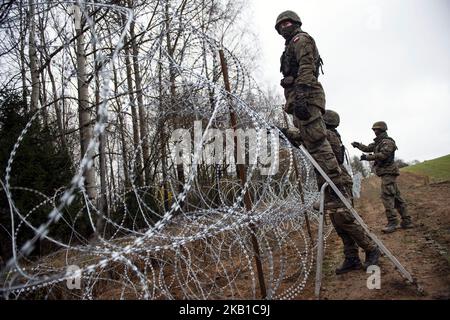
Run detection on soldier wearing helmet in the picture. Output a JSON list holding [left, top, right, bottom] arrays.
[[323, 110, 379, 274], [323, 110, 353, 194], [352, 122, 413, 233], [275, 11, 346, 203], [276, 11, 380, 270]]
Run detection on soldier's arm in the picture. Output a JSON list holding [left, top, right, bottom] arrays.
[[366, 140, 396, 161], [279, 127, 303, 147], [353, 142, 375, 152], [293, 34, 316, 84]]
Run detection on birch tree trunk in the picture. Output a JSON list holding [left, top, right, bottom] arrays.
[[74, 5, 98, 203], [94, 36, 107, 236], [28, 0, 40, 112], [19, 1, 28, 104], [123, 34, 143, 186]]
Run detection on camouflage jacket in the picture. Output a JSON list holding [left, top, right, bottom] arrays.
[[327, 128, 353, 188], [280, 28, 325, 112], [326, 128, 345, 165], [358, 132, 399, 176]]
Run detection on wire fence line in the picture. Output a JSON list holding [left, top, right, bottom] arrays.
[[0, 0, 341, 299]]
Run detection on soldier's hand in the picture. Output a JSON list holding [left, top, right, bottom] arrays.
[[276, 126, 288, 136], [293, 90, 311, 121], [280, 76, 294, 88], [277, 127, 300, 148], [351, 142, 361, 148], [293, 91, 310, 120], [360, 154, 368, 161]]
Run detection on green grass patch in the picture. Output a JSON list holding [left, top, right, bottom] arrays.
[[402, 154, 450, 182]]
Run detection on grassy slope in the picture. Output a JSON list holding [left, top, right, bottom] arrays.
[[402, 154, 450, 182]]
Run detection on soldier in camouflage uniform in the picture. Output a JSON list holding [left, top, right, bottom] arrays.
[[323, 110, 353, 197], [352, 121, 414, 233], [275, 10, 381, 271], [275, 11, 345, 198], [279, 113, 380, 273], [323, 110, 380, 273]]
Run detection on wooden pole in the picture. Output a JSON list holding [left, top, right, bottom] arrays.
[[219, 49, 267, 299]]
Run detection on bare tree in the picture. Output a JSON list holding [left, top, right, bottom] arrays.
[[74, 5, 97, 202], [28, 0, 40, 112]]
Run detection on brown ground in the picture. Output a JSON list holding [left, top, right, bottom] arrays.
[[20, 173, 450, 300], [302, 172, 450, 300]]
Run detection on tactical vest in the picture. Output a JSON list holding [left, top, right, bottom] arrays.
[[280, 31, 323, 79], [374, 137, 397, 168]]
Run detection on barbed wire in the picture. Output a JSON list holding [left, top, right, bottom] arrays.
[[0, 0, 337, 300]]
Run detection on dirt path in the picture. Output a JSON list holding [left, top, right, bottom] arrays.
[[302, 172, 450, 300]]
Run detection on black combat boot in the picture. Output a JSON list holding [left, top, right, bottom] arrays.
[[382, 221, 399, 234], [400, 219, 414, 229], [335, 257, 362, 275], [363, 248, 381, 269]]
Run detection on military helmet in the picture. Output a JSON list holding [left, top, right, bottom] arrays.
[[275, 10, 302, 32], [372, 121, 388, 131], [323, 110, 340, 127]]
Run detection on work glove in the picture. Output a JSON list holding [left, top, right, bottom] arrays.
[[293, 85, 312, 121], [360, 154, 368, 161], [351, 142, 361, 149], [280, 76, 294, 88], [278, 127, 300, 148], [294, 104, 311, 121]]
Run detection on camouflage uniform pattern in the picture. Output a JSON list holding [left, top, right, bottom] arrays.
[[277, 13, 377, 261], [326, 207, 377, 258], [326, 125, 376, 258], [280, 125, 377, 258], [355, 132, 411, 224], [326, 128, 353, 195], [279, 26, 343, 190]]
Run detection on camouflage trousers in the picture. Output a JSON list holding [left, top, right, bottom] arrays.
[[381, 175, 411, 223], [285, 85, 348, 201], [327, 207, 377, 258], [290, 104, 344, 192]]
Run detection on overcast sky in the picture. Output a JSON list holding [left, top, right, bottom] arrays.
[[247, 0, 450, 162]]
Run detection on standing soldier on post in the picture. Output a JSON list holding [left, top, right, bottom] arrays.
[[352, 121, 414, 233], [275, 10, 380, 272], [275, 10, 345, 202]]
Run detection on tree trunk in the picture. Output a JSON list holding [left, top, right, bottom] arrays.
[[94, 39, 107, 237], [28, 0, 40, 112], [123, 34, 143, 186], [111, 54, 131, 190], [38, 15, 49, 128], [75, 5, 97, 203], [158, 44, 170, 212], [164, 1, 186, 193], [129, 16, 151, 186], [47, 63, 67, 151], [19, 1, 28, 104]]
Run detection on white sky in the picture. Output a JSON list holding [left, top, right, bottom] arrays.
[[248, 0, 450, 162]]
